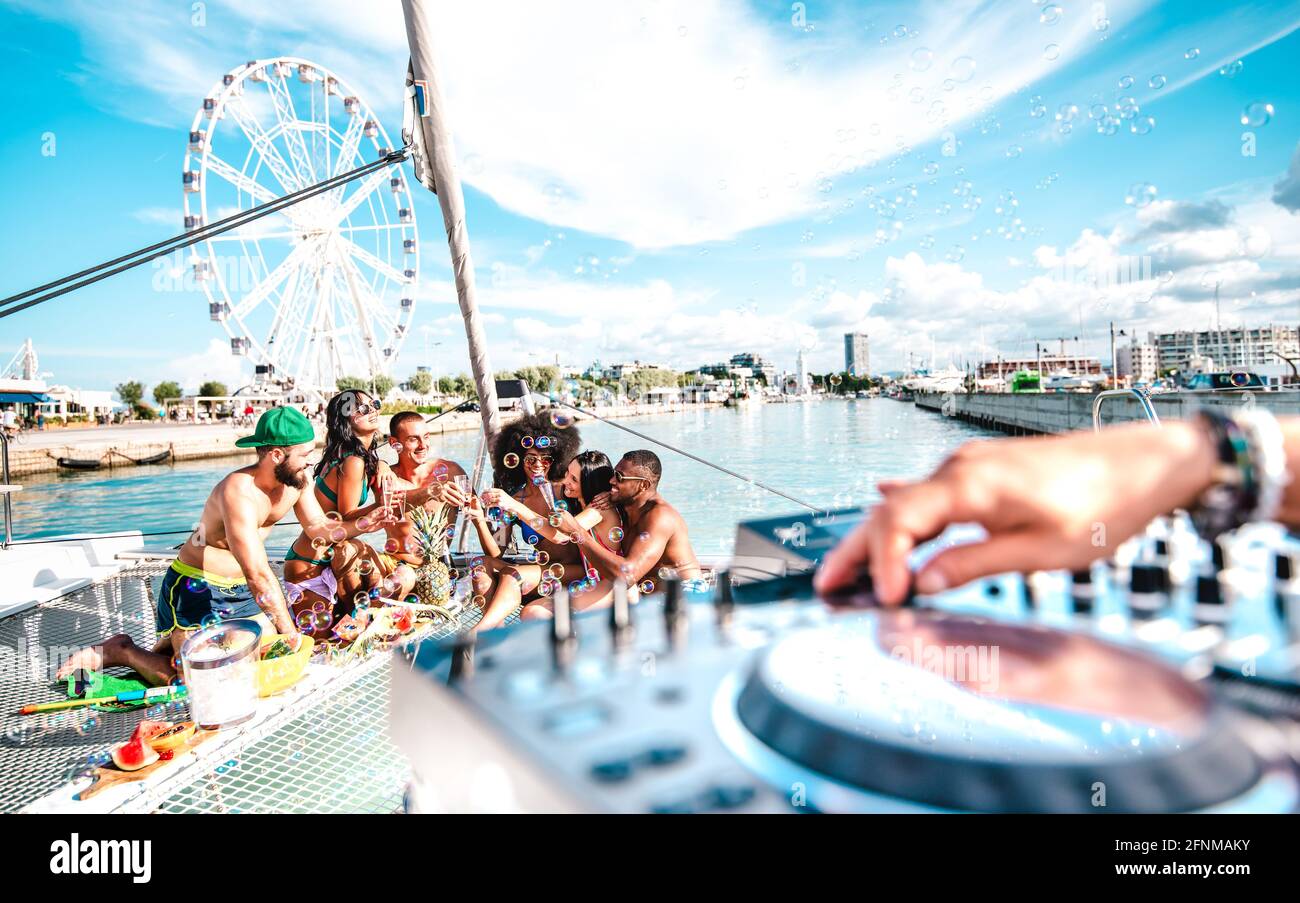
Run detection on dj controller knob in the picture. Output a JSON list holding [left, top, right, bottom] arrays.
[[715, 568, 735, 632], [663, 575, 688, 651], [1128, 563, 1167, 620], [1151, 539, 1174, 592], [552, 585, 578, 672], [609, 578, 635, 653], [1193, 570, 1229, 627], [1273, 551, 1297, 624], [448, 633, 476, 685], [1070, 567, 1095, 615]]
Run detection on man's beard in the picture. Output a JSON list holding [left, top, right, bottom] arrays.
[[275, 459, 308, 489]]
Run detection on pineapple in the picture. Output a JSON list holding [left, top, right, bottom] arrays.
[[407, 505, 453, 608]]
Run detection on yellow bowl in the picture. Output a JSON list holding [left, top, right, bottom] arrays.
[[256, 634, 314, 697]]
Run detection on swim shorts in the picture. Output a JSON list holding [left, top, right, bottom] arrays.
[[156, 560, 262, 636]]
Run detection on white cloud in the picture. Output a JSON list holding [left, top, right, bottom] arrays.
[[166, 338, 253, 394], [24, 0, 1157, 249]]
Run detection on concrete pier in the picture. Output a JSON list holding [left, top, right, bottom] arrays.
[[914, 390, 1300, 435], [2, 402, 720, 477]]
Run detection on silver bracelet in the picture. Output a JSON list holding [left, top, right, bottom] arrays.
[[1236, 409, 1289, 523]]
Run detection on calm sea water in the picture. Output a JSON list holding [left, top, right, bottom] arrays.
[[10, 399, 994, 555]]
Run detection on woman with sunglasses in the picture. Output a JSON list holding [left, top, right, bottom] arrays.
[[282, 390, 422, 636], [474, 411, 588, 629]]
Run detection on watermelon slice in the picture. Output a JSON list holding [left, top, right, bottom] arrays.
[[109, 720, 169, 771]]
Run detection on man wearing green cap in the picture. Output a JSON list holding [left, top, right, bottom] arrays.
[[55, 406, 397, 686]]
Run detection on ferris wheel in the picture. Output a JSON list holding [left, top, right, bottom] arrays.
[[182, 57, 418, 395]]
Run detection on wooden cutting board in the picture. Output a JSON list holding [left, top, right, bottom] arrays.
[[75, 728, 219, 802]]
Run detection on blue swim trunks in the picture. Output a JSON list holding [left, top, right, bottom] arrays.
[[156, 560, 262, 636]]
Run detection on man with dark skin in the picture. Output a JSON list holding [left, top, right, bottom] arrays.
[[532, 449, 701, 615], [55, 407, 396, 685]]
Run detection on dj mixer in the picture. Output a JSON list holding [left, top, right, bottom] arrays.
[[390, 510, 1300, 814]]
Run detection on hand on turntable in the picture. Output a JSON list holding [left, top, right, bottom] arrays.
[[815, 421, 1220, 605]]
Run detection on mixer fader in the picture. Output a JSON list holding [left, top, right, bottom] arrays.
[[391, 509, 1300, 814]]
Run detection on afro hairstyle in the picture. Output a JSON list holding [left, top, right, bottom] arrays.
[[491, 408, 582, 494]]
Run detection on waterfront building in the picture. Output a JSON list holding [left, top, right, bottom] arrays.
[[844, 332, 870, 377], [1149, 325, 1300, 375], [729, 352, 777, 385], [977, 354, 1103, 380], [1116, 342, 1160, 384]]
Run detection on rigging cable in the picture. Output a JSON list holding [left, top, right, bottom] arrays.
[[0, 148, 409, 320], [550, 398, 825, 514]]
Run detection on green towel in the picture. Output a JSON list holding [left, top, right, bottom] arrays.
[[64, 669, 149, 711]]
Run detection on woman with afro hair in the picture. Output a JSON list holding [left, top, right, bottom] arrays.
[[474, 409, 596, 628]]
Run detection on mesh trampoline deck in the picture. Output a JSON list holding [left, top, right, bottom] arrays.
[[1, 558, 496, 814]]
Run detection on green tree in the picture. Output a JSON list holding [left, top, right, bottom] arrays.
[[153, 380, 182, 406], [407, 371, 433, 395], [198, 380, 228, 415], [336, 374, 394, 398], [115, 381, 145, 409]]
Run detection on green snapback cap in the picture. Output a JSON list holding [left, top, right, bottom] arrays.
[[235, 406, 316, 448]]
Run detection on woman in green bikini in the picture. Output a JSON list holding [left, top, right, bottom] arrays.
[[283, 389, 418, 635]]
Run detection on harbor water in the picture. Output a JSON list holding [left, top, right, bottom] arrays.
[[10, 399, 996, 554]]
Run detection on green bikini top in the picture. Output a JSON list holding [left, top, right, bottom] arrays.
[[315, 455, 372, 508]]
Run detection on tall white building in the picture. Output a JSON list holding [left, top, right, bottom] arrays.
[[1149, 325, 1300, 374], [844, 332, 869, 376], [1116, 342, 1159, 384]]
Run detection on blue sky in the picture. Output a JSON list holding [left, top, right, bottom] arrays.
[[1, 0, 1298, 396]]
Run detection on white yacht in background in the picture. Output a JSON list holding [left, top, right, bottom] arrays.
[[902, 364, 966, 394]]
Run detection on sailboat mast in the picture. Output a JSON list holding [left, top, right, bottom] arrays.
[[401, 0, 501, 441]]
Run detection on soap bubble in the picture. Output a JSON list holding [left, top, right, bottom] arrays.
[[384, 538, 400, 554], [503, 453, 520, 469], [536, 436, 552, 449], [949, 56, 976, 83], [1118, 75, 1134, 89], [1130, 115, 1156, 135], [549, 410, 574, 429], [1219, 60, 1243, 78], [1148, 74, 1166, 89], [639, 532, 651, 542], [639, 580, 656, 594], [1184, 48, 1200, 60], [1124, 182, 1157, 208], [910, 48, 933, 71], [1005, 144, 1023, 158], [609, 527, 625, 543], [1043, 44, 1060, 60], [1241, 102, 1273, 127], [1039, 4, 1062, 25], [1029, 95, 1046, 118], [945, 245, 965, 262], [184, 577, 207, 593], [520, 436, 535, 449]]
